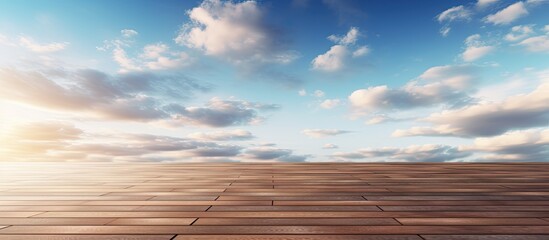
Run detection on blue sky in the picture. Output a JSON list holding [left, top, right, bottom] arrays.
[[0, 0, 548, 162]]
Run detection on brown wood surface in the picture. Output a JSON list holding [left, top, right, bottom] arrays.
[[1, 162, 549, 239]]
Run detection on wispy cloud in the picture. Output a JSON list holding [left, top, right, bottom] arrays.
[[302, 129, 351, 138], [332, 144, 470, 162], [18, 36, 68, 53]]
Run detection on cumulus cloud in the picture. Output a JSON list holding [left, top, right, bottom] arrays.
[[485, 1, 528, 25], [462, 34, 495, 62], [175, 0, 296, 65], [394, 82, 549, 138], [298, 89, 307, 96], [320, 99, 341, 109], [311, 27, 369, 72], [437, 6, 472, 22], [332, 144, 470, 162], [302, 129, 351, 138], [188, 129, 254, 141], [462, 129, 548, 161], [505, 25, 535, 41], [518, 35, 549, 52], [18, 36, 68, 53], [349, 65, 478, 114], [99, 30, 191, 72], [242, 146, 308, 162]]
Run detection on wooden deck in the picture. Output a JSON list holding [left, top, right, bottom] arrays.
[[1, 162, 549, 239]]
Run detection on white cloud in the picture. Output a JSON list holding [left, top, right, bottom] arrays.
[[366, 115, 399, 125], [121, 29, 138, 38], [477, 0, 499, 8], [188, 129, 254, 141], [100, 31, 191, 72], [505, 25, 535, 41], [440, 26, 451, 37], [175, 0, 295, 65], [352, 46, 370, 57], [437, 5, 472, 22], [544, 25, 549, 32], [18, 36, 68, 53], [518, 35, 549, 52], [349, 65, 477, 113], [463, 46, 495, 62], [302, 129, 351, 138], [394, 82, 549, 137], [311, 45, 348, 72], [320, 99, 340, 109], [462, 34, 495, 62], [322, 143, 338, 149], [333, 144, 470, 162], [463, 129, 548, 161], [312, 27, 368, 72], [485, 1, 528, 25], [298, 89, 307, 96], [328, 27, 359, 45]]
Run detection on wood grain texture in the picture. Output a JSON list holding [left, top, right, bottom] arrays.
[[0, 162, 548, 238]]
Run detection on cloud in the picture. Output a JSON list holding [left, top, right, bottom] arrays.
[[313, 90, 325, 98], [320, 99, 341, 109], [188, 129, 254, 141], [168, 97, 279, 127], [322, 143, 338, 149], [440, 26, 451, 37], [311, 27, 369, 72], [349, 65, 478, 113], [332, 145, 470, 162], [328, 27, 360, 45], [100, 30, 191, 72], [462, 34, 495, 62], [394, 82, 549, 137], [477, 0, 500, 8], [505, 25, 535, 41], [175, 0, 295, 65], [121, 29, 138, 38], [365, 115, 411, 125], [302, 129, 351, 138], [311, 45, 348, 72], [298, 89, 307, 96], [485, 1, 528, 25], [462, 129, 548, 161], [352, 46, 370, 57], [518, 35, 549, 52], [0, 68, 276, 127], [1, 122, 306, 162], [437, 5, 472, 22], [242, 146, 308, 162], [18, 36, 68, 53]]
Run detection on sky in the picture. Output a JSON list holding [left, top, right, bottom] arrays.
[[0, 0, 548, 162]]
